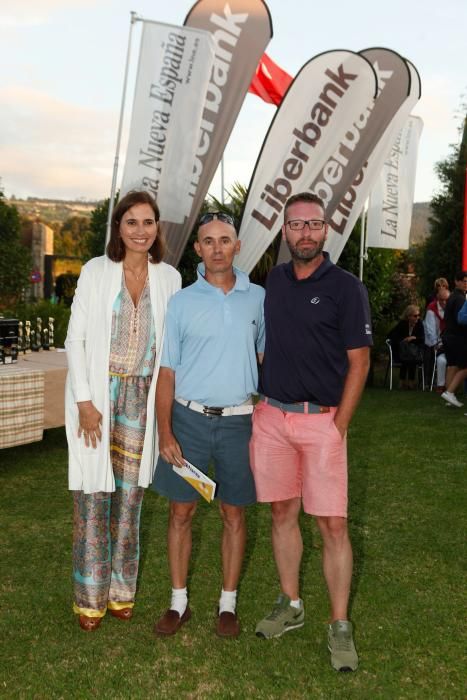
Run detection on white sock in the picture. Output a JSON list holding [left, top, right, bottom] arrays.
[[219, 588, 237, 614], [290, 598, 302, 609], [170, 587, 187, 617]]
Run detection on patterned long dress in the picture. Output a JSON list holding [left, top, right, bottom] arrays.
[[72, 275, 156, 617]]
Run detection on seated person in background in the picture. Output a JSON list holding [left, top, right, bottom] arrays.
[[425, 277, 449, 309], [424, 287, 449, 392], [388, 304, 425, 389]]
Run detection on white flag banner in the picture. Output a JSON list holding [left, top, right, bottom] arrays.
[[366, 115, 423, 250], [120, 21, 215, 223], [236, 51, 378, 273], [324, 55, 421, 262], [159, 0, 273, 265], [259, 48, 416, 269]]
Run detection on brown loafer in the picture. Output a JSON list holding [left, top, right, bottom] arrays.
[[154, 607, 191, 636], [216, 611, 240, 638], [79, 615, 102, 632], [109, 607, 133, 621]]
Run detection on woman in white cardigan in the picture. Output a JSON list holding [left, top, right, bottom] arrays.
[[65, 191, 181, 631]]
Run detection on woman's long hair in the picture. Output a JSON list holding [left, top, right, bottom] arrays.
[[106, 190, 166, 263]]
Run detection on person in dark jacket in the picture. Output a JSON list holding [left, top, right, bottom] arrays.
[[439, 271, 467, 406], [388, 304, 425, 389]]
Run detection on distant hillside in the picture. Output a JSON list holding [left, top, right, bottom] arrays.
[[6, 197, 102, 224], [6, 196, 433, 246], [410, 202, 432, 246]]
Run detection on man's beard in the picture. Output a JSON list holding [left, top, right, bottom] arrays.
[[286, 236, 325, 262]]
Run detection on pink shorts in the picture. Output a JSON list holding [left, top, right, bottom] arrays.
[[249, 400, 348, 517]]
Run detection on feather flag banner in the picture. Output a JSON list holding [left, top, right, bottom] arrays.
[[366, 115, 423, 250], [235, 50, 378, 273], [158, 0, 273, 265], [120, 21, 216, 226]]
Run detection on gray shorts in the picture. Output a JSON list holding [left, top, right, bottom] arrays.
[[151, 401, 256, 506]]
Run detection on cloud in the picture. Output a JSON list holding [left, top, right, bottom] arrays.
[[413, 75, 465, 132], [0, 0, 100, 27], [409, 73, 466, 199], [0, 86, 118, 199]]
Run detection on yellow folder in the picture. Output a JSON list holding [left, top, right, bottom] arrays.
[[172, 459, 217, 502]]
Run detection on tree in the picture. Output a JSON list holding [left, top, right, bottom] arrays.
[[0, 192, 32, 307], [338, 220, 401, 348], [84, 198, 110, 262], [177, 226, 200, 287], [55, 216, 91, 258], [418, 113, 467, 298]]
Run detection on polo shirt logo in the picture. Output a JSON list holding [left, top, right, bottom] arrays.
[[310, 297, 320, 304]]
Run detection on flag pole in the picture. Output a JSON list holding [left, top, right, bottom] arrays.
[[359, 201, 367, 281], [105, 11, 141, 247], [220, 155, 225, 205]]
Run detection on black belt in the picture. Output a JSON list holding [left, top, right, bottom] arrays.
[[259, 394, 330, 414]]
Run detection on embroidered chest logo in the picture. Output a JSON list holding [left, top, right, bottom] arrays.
[[310, 297, 320, 304]]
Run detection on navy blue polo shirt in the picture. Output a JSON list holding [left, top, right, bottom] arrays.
[[260, 253, 373, 406]]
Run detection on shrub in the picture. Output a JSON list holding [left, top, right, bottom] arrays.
[[3, 300, 70, 348]]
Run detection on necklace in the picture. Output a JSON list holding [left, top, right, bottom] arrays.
[[123, 263, 147, 281]]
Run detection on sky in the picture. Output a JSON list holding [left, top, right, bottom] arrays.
[[1, 0, 465, 204]]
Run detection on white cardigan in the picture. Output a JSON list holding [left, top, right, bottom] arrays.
[[65, 255, 181, 494]]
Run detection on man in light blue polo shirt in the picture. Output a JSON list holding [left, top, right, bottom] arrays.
[[152, 211, 265, 639]]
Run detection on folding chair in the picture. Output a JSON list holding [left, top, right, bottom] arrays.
[[430, 347, 438, 391], [384, 339, 425, 390], [384, 339, 400, 390]]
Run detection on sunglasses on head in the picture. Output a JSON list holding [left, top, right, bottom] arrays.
[[198, 211, 236, 227]]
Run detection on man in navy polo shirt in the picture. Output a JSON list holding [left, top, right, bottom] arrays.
[[152, 211, 264, 639], [251, 192, 372, 672]]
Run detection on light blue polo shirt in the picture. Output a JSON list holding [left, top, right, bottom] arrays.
[[161, 264, 265, 406]]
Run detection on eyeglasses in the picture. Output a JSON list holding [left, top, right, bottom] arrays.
[[287, 219, 326, 231], [198, 211, 236, 227], [409, 314, 420, 318]]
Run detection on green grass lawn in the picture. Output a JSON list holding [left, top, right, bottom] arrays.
[[0, 387, 465, 699]]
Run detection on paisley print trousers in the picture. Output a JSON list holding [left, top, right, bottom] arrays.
[[72, 376, 151, 616]]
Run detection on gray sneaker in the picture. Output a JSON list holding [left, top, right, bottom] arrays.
[[255, 594, 304, 639], [328, 620, 358, 672]]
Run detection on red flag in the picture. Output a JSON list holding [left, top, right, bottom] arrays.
[[248, 52, 292, 106]]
